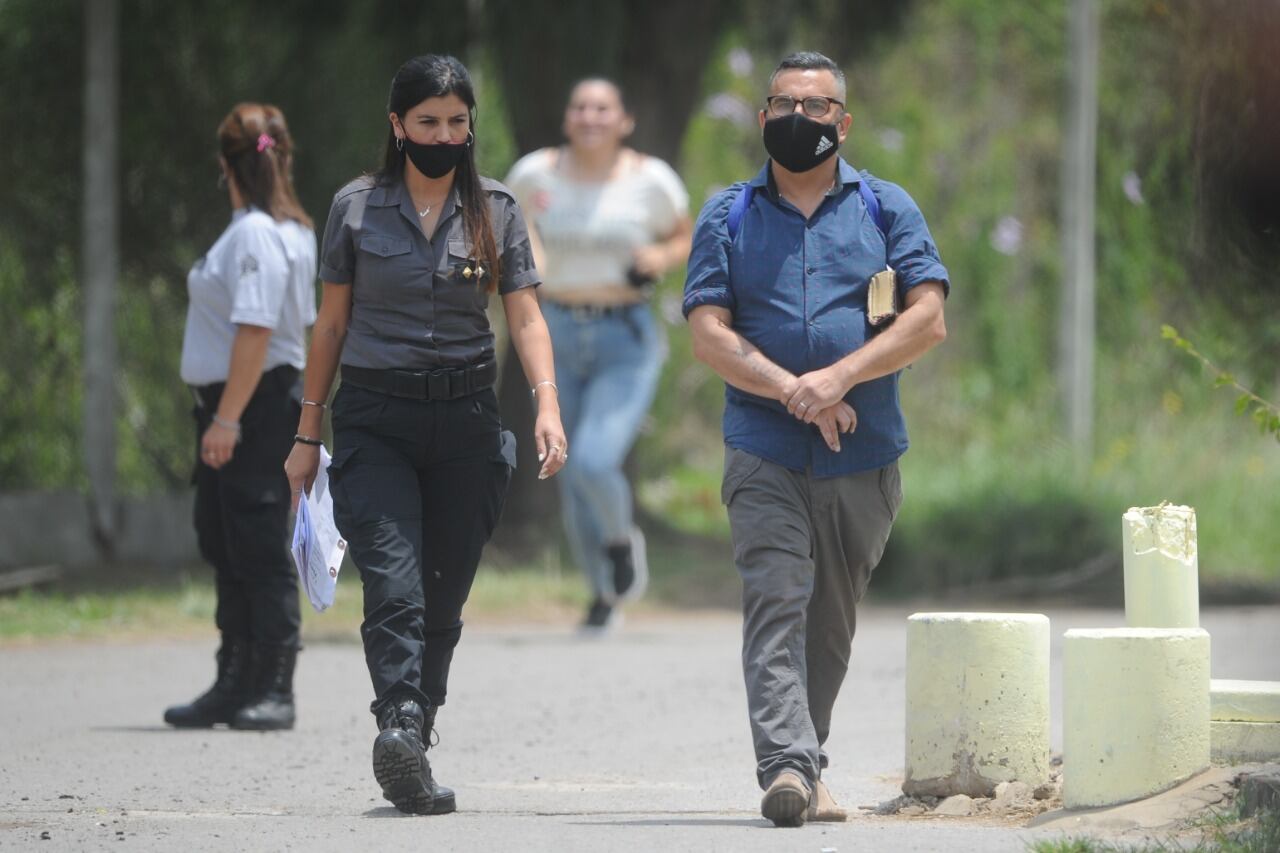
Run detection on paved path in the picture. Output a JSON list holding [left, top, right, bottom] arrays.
[[2, 605, 1277, 852]]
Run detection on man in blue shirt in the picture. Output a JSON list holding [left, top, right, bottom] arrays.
[[684, 51, 949, 827]]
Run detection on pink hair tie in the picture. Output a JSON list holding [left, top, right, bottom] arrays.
[[256, 133, 276, 153]]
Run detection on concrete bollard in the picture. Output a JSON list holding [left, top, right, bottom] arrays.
[[903, 613, 1051, 798], [1211, 679, 1280, 724], [1122, 504, 1199, 628], [1063, 628, 1210, 809], [1212, 722, 1280, 763]]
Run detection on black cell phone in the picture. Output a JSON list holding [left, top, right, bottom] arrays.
[[626, 264, 657, 289]]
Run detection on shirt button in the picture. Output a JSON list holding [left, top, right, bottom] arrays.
[[806, 266, 815, 274]]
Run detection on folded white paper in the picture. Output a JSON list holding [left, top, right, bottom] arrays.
[[291, 446, 346, 612]]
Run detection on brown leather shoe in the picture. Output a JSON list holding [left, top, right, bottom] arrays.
[[807, 779, 848, 822], [761, 770, 810, 827]]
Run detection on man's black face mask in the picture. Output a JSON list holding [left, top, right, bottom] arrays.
[[762, 112, 840, 173]]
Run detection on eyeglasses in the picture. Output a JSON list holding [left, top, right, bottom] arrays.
[[766, 95, 844, 118]]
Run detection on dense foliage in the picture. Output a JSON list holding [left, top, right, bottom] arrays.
[[2, 0, 1276, 586]]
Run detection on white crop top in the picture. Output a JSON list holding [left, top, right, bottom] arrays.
[[505, 149, 689, 294]]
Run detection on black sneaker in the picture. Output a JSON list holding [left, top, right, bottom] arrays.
[[605, 544, 635, 601], [578, 598, 619, 636], [605, 527, 649, 605]]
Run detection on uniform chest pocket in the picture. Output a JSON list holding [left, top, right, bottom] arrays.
[[445, 239, 488, 285], [359, 235, 412, 259], [357, 235, 417, 293]]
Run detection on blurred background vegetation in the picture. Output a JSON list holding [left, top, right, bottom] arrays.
[[2, 0, 1277, 611]]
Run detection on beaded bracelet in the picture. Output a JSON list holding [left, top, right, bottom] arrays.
[[294, 434, 323, 447]]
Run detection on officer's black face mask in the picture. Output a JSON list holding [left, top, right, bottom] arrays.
[[403, 136, 468, 179], [762, 113, 840, 174]]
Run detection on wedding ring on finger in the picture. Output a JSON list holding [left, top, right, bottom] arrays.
[[797, 401, 809, 410]]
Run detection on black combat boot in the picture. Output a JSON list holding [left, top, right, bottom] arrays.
[[232, 644, 298, 730], [163, 637, 251, 727], [372, 698, 455, 815]]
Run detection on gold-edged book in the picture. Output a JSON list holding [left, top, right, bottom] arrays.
[[868, 267, 898, 327]]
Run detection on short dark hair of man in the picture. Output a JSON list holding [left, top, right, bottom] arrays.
[[769, 51, 847, 102]]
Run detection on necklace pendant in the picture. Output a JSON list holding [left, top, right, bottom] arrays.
[[417, 206, 431, 218]]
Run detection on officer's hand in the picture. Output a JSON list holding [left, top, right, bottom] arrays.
[[201, 421, 239, 470], [284, 442, 321, 512], [534, 411, 568, 480], [786, 367, 850, 424], [630, 244, 667, 279]]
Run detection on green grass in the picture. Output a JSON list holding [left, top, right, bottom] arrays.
[[0, 560, 593, 645], [1029, 799, 1280, 852]]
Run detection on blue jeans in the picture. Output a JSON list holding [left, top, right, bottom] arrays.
[[542, 302, 666, 600]]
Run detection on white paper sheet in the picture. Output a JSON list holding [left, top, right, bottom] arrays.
[[290, 446, 346, 612]]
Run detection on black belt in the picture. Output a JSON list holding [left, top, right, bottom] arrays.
[[190, 364, 298, 410], [341, 362, 497, 401], [549, 302, 639, 321]]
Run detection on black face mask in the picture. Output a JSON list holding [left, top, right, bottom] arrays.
[[762, 113, 840, 173], [403, 137, 468, 179]]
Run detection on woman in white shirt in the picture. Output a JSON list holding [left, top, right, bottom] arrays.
[[166, 103, 317, 732], [506, 79, 692, 632]]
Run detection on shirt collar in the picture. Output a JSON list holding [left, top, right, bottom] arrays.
[[756, 156, 860, 200], [368, 175, 463, 232]]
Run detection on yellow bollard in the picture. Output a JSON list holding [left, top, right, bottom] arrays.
[[903, 613, 1051, 798], [1122, 504, 1199, 628], [1063, 628, 1210, 808]]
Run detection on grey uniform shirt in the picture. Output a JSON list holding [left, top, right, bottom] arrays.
[[319, 174, 540, 370]]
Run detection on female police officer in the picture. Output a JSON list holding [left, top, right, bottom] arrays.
[[167, 102, 316, 732], [284, 55, 565, 816]]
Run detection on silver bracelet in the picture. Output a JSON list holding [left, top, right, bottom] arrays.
[[301, 399, 327, 410], [531, 380, 558, 398], [212, 414, 241, 433]]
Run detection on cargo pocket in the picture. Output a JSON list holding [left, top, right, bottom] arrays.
[[325, 445, 359, 535], [878, 462, 904, 521], [720, 447, 764, 506], [483, 430, 517, 538]]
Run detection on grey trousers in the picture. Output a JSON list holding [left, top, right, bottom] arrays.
[[721, 446, 903, 789]]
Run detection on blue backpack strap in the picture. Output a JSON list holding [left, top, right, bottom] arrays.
[[726, 183, 755, 241], [857, 177, 887, 242]]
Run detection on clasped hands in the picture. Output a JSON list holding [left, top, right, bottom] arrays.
[[780, 366, 857, 453]]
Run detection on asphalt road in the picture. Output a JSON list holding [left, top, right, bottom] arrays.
[[3, 604, 1277, 852]]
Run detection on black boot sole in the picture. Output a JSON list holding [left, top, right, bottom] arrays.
[[373, 731, 435, 815], [163, 707, 239, 728]]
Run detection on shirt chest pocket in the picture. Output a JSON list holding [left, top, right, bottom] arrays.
[[356, 234, 419, 293], [440, 238, 490, 308]]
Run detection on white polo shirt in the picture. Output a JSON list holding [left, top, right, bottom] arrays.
[[180, 207, 317, 386]]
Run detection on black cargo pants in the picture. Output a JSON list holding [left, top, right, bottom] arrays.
[[192, 364, 302, 648], [328, 382, 514, 715]]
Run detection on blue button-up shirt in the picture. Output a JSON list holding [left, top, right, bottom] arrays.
[[683, 158, 949, 477]]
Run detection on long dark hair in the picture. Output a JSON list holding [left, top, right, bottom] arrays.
[[218, 103, 312, 227], [378, 55, 499, 292]]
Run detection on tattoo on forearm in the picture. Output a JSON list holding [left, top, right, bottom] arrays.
[[733, 342, 791, 387]]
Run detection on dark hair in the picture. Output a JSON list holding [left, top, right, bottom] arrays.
[[769, 51, 847, 102], [567, 77, 629, 113], [218, 103, 312, 228], [379, 54, 499, 292]]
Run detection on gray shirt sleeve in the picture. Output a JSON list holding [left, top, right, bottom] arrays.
[[498, 196, 540, 295], [318, 188, 357, 284]]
